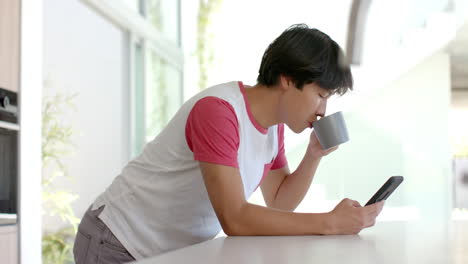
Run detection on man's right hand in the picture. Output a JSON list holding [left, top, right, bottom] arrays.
[[326, 198, 385, 235]]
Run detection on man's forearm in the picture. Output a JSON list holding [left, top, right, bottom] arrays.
[[272, 145, 321, 211], [225, 202, 332, 236]]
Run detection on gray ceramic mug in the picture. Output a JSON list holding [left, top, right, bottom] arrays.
[[312, 111, 349, 149]]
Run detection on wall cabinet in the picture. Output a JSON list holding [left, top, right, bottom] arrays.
[[0, 224, 18, 264], [0, 0, 20, 92]]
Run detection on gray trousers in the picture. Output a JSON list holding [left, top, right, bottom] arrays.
[[73, 205, 136, 264]]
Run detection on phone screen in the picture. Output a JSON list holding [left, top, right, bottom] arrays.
[[365, 176, 404, 206]]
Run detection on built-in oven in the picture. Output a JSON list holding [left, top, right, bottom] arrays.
[[0, 87, 18, 214]]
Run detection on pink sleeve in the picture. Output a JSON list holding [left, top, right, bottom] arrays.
[[185, 96, 240, 168], [271, 123, 288, 170]]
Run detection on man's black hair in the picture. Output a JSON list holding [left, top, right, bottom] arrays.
[[257, 24, 353, 95]]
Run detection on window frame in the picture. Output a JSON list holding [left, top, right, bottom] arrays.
[[81, 0, 183, 157]]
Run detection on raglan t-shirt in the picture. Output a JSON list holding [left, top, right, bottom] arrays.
[[92, 81, 288, 259]]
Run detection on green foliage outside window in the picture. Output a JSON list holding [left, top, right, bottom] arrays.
[[197, 0, 223, 90], [42, 93, 80, 264]]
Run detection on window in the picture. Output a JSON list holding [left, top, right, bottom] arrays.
[[145, 50, 182, 140], [81, 0, 183, 157], [147, 0, 180, 45]]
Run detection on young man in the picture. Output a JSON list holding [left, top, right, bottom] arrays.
[[73, 24, 384, 263]]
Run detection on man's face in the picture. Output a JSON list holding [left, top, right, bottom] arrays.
[[280, 81, 330, 133]]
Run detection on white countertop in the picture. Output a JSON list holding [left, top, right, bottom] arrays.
[[132, 220, 468, 264]]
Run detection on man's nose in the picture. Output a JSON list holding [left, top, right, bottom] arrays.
[[318, 99, 327, 117]]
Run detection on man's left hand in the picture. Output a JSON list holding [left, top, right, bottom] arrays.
[[307, 131, 338, 159]]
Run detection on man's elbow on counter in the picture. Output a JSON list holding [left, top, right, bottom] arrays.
[[221, 220, 247, 236], [218, 214, 254, 236]]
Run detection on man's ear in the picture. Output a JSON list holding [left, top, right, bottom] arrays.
[[279, 74, 294, 91]]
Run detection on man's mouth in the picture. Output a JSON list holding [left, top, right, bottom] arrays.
[[309, 121, 314, 128]]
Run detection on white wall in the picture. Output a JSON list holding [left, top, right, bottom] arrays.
[[43, 0, 130, 231], [20, 1, 43, 262]]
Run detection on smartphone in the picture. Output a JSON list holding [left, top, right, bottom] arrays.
[[365, 176, 404, 206]]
